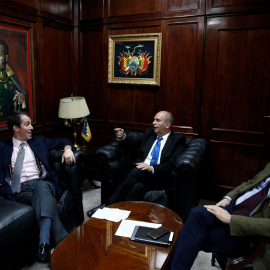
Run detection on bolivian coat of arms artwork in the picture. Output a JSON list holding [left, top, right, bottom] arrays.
[[108, 33, 162, 86]]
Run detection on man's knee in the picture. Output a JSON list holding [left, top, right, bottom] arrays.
[[187, 206, 210, 221], [127, 182, 145, 201], [126, 167, 148, 180], [189, 206, 205, 216], [36, 180, 56, 196]]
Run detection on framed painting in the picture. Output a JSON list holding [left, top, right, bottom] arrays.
[[108, 33, 162, 86], [0, 22, 34, 127]]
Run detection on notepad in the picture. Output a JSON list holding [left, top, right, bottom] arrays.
[[131, 226, 173, 246]]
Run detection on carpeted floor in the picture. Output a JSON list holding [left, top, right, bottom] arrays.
[[22, 180, 221, 270]]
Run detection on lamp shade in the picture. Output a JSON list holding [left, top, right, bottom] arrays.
[[58, 96, 90, 119]]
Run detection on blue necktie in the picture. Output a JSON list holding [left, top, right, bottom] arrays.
[[150, 137, 163, 166], [11, 143, 25, 193]]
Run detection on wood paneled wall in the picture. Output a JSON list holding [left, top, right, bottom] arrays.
[[0, 0, 76, 141], [0, 0, 270, 200], [79, 0, 270, 200]]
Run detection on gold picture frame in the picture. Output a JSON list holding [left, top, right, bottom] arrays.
[[108, 33, 162, 86], [0, 22, 35, 127]]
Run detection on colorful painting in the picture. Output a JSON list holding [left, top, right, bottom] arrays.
[[0, 23, 34, 127], [108, 33, 162, 86]]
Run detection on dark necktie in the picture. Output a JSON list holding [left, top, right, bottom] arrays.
[[150, 137, 163, 166], [232, 181, 270, 216], [11, 143, 25, 193]]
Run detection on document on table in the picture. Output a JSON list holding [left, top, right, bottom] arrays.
[[92, 207, 131, 222], [115, 219, 161, 238]]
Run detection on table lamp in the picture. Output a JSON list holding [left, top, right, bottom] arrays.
[[58, 96, 90, 149]]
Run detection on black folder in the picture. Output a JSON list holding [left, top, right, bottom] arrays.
[[131, 226, 172, 246]]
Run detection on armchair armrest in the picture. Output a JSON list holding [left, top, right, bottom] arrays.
[[175, 138, 207, 173], [96, 141, 135, 203], [172, 138, 207, 221], [50, 149, 85, 226], [50, 149, 85, 187]]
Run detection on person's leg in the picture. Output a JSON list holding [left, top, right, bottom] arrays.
[[31, 180, 67, 247], [15, 179, 54, 262], [171, 206, 249, 270], [202, 225, 250, 255], [14, 179, 39, 205], [126, 182, 145, 201], [109, 168, 149, 203], [39, 217, 52, 245], [88, 168, 155, 217]]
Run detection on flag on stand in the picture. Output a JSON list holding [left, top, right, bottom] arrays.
[[81, 117, 92, 142]]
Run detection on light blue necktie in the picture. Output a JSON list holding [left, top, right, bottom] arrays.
[[150, 137, 163, 166], [11, 143, 25, 193]]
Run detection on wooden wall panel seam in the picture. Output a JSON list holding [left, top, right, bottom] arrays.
[[212, 129, 264, 135], [210, 140, 263, 147], [0, 2, 37, 23]]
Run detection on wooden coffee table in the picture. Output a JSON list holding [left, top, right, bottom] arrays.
[[51, 201, 183, 270]]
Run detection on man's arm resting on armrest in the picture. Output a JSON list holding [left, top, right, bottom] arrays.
[[61, 145, 76, 165]]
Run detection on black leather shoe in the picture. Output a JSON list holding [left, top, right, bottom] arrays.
[[87, 203, 106, 218], [38, 243, 51, 263]]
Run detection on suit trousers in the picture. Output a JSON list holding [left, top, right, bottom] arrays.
[[14, 178, 67, 247], [171, 206, 250, 270], [109, 167, 165, 203]]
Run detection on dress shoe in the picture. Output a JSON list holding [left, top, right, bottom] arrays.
[[87, 203, 106, 217], [38, 243, 51, 263]]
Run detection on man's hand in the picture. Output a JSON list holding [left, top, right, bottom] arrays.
[[135, 162, 153, 173], [204, 205, 231, 224], [114, 128, 125, 140], [216, 198, 230, 207], [61, 148, 76, 165]]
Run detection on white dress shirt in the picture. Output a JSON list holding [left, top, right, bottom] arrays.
[[6, 137, 47, 185]]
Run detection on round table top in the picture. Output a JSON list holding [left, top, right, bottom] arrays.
[[51, 201, 183, 270]]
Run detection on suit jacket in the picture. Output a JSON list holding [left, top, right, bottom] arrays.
[[227, 162, 270, 270], [0, 135, 72, 201], [122, 127, 186, 177]]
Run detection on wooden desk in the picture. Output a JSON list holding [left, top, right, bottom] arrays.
[[51, 202, 183, 270]]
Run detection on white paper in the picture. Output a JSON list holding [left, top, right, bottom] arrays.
[[115, 219, 161, 238], [92, 207, 131, 222]]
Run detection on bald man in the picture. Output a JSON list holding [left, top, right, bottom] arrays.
[[87, 111, 186, 217]]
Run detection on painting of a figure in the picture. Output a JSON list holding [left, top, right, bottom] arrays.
[[0, 23, 33, 126]]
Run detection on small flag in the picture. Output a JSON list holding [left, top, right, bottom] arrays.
[[81, 118, 91, 142]]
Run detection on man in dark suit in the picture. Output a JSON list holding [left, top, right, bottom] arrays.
[[171, 163, 270, 270], [0, 112, 76, 263], [87, 111, 186, 217]]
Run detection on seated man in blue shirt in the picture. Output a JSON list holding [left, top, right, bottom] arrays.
[[87, 111, 186, 217]]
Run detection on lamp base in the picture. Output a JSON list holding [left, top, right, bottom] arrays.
[[74, 143, 82, 150]]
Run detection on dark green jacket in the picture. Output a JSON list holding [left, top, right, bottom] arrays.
[[227, 162, 270, 270]]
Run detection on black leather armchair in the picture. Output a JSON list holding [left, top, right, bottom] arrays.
[[96, 132, 207, 222], [0, 149, 85, 270]]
